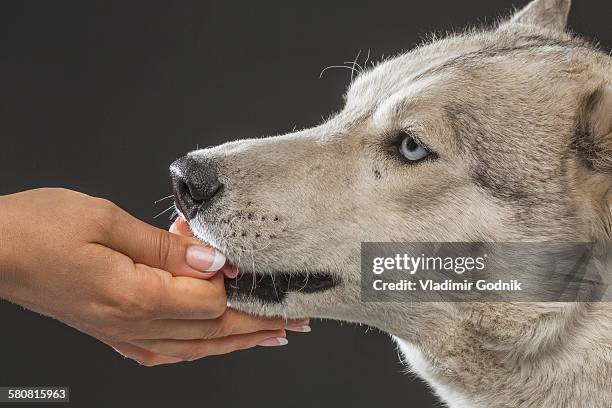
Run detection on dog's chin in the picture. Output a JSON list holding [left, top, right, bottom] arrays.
[[184, 217, 340, 305], [224, 270, 338, 305]]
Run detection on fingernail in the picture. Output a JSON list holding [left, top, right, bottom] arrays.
[[286, 325, 311, 333], [186, 245, 226, 272], [258, 337, 288, 347]]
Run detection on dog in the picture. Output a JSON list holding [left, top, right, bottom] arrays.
[[170, 0, 612, 406]]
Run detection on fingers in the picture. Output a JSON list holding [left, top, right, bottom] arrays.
[[100, 204, 224, 278], [148, 269, 229, 319], [112, 342, 182, 367], [136, 310, 309, 340], [132, 329, 287, 361], [120, 262, 311, 330]]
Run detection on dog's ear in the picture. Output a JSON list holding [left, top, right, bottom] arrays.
[[572, 84, 612, 238], [506, 0, 571, 32], [576, 85, 612, 175]]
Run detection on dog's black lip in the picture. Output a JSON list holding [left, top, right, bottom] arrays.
[[224, 271, 338, 303]]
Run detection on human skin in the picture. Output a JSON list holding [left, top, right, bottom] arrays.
[[0, 188, 308, 366]]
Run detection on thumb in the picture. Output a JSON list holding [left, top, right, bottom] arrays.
[[100, 205, 226, 278]]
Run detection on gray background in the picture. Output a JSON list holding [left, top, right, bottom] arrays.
[[0, 1, 609, 407]]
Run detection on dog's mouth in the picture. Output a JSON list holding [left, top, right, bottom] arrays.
[[223, 263, 338, 304], [173, 216, 338, 303]]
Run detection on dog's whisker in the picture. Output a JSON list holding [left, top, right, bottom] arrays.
[[294, 269, 310, 293], [153, 205, 175, 219], [343, 60, 363, 73], [269, 262, 280, 302], [241, 253, 256, 297], [154, 194, 174, 204], [363, 48, 371, 72], [350, 49, 362, 81], [251, 251, 256, 279], [319, 65, 357, 79], [343, 61, 364, 71]]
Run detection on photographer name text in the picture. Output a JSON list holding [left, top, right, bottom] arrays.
[[372, 279, 522, 292]]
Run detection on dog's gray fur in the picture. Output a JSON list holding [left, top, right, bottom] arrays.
[[182, 0, 612, 406]]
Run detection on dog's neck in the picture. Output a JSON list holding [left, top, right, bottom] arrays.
[[395, 340, 475, 408], [393, 302, 612, 408]]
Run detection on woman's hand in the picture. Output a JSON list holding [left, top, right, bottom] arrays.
[[0, 188, 306, 366]]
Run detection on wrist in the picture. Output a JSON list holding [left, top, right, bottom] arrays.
[[0, 195, 19, 300]]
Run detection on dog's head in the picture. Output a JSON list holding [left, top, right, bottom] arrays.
[[170, 0, 612, 334]]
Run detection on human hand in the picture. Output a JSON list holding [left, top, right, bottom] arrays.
[[0, 188, 307, 366]]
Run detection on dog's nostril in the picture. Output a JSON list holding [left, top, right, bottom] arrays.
[[170, 155, 223, 220], [176, 179, 192, 202], [186, 177, 221, 203]]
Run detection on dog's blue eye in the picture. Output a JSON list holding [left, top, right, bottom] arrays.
[[399, 133, 430, 162]]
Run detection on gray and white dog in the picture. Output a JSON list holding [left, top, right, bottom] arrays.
[[170, 0, 612, 406]]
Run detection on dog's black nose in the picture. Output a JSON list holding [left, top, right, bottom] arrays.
[[170, 156, 223, 220]]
